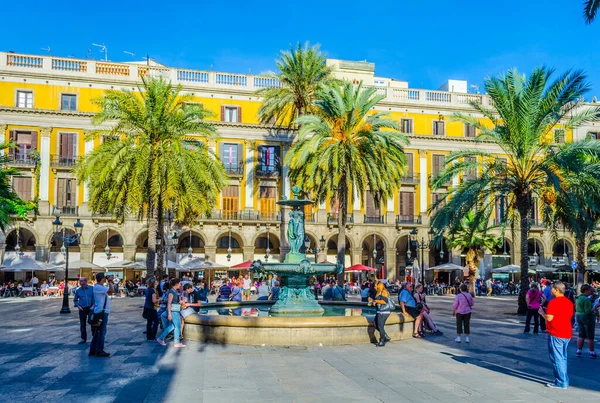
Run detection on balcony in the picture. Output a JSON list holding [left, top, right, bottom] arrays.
[[54, 205, 78, 216], [327, 213, 354, 225], [202, 210, 280, 222], [223, 163, 244, 177], [256, 166, 281, 178], [396, 215, 421, 225], [50, 155, 79, 169], [364, 215, 385, 224], [6, 151, 37, 167], [400, 175, 419, 185]]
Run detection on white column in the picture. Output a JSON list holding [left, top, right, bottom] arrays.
[[386, 196, 395, 212], [245, 140, 254, 209], [419, 150, 428, 213], [39, 128, 51, 202], [282, 146, 290, 197], [83, 139, 94, 202], [353, 190, 361, 211]]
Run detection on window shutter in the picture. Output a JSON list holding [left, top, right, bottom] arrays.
[[31, 131, 38, 150], [237, 107, 242, 123], [237, 144, 243, 167], [406, 153, 413, 177], [66, 179, 76, 207], [273, 145, 281, 168], [57, 179, 65, 207], [220, 105, 225, 122], [218, 143, 224, 163], [433, 155, 440, 175]]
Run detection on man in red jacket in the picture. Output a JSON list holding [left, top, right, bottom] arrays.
[[539, 281, 573, 389]]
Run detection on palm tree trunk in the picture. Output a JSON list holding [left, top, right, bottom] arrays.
[[468, 250, 478, 298], [516, 195, 531, 315], [146, 204, 157, 276], [336, 181, 347, 284], [575, 236, 586, 291], [156, 205, 165, 277]]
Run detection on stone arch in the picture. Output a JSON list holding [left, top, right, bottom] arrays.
[[493, 238, 513, 255], [527, 237, 545, 256], [249, 229, 282, 249], [360, 232, 389, 250], [132, 228, 149, 249], [90, 226, 126, 252], [552, 238, 575, 258], [326, 234, 353, 252], [213, 229, 246, 249], [4, 225, 39, 251], [216, 231, 244, 251], [49, 228, 80, 251], [177, 229, 206, 253]]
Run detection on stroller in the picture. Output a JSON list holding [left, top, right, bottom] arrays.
[[125, 281, 138, 298]]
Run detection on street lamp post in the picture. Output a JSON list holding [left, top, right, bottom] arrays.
[[52, 215, 83, 314], [408, 228, 434, 285]]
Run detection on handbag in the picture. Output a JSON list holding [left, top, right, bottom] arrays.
[[378, 296, 396, 312], [88, 294, 107, 327]]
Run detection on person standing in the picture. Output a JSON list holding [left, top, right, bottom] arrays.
[[486, 278, 493, 297], [453, 284, 474, 343], [575, 284, 597, 359], [89, 273, 114, 358], [143, 278, 159, 341], [538, 281, 574, 389], [242, 274, 252, 301], [373, 281, 392, 347], [524, 282, 544, 334], [157, 278, 185, 348], [73, 277, 94, 345]]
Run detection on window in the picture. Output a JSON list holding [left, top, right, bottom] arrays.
[[588, 132, 599, 140], [16, 91, 33, 108], [57, 178, 76, 210], [221, 106, 241, 123], [59, 133, 77, 164], [400, 119, 413, 134], [365, 191, 380, 219], [12, 177, 32, 200], [464, 124, 476, 138], [220, 143, 242, 174], [101, 135, 119, 143], [259, 186, 277, 220], [464, 157, 477, 181], [61, 94, 77, 111], [398, 191, 415, 221], [431, 192, 445, 213], [554, 129, 566, 144], [258, 145, 280, 174], [432, 154, 445, 176], [8, 130, 37, 162], [404, 153, 414, 178], [222, 186, 239, 219], [433, 121, 445, 136]]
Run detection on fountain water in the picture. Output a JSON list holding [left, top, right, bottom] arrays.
[[250, 186, 342, 315]]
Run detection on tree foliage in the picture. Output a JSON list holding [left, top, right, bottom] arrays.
[[429, 67, 600, 313], [286, 81, 408, 270]]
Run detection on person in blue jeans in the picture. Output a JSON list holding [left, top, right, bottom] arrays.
[[89, 273, 114, 358], [538, 281, 573, 389], [157, 279, 185, 348]]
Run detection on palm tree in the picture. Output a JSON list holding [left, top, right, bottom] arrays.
[[77, 77, 226, 275], [286, 81, 409, 273], [584, 0, 599, 24], [430, 67, 600, 314], [547, 158, 600, 288], [256, 42, 336, 125], [444, 210, 500, 297]]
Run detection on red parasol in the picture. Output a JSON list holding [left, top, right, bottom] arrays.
[[346, 264, 376, 272], [231, 260, 253, 269]]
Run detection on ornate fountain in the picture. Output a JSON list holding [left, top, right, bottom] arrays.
[[250, 186, 343, 316]]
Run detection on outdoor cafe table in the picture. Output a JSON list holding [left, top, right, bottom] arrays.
[[47, 287, 59, 296]]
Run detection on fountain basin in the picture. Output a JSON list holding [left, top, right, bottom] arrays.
[[183, 301, 415, 346]]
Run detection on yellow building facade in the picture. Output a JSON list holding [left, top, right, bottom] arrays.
[[1, 51, 598, 282]]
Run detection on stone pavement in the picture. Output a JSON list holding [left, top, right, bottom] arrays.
[[0, 294, 598, 403]]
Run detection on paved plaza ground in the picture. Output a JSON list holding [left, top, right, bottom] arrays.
[[0, 294, 598, 403]]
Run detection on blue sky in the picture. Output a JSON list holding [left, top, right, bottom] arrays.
[[2, 0, 599, 96]]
